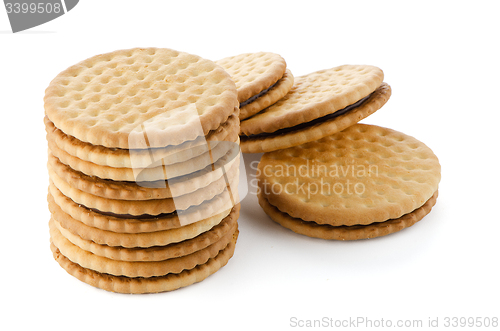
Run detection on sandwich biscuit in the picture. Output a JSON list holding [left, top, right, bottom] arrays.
[[47, 152, 239, 200], [240, 65, 389, 153], [216, 52, 293, 120], [257, 124, 440, 239], [49, 218, 237, 277], [52, 209, 239, 262], [44, 113, 240, 168], [45, 48, 238, 149], [50, 229, 238, 294]]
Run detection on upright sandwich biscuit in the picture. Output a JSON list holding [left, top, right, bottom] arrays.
[[216, 52, 294, 120], [257, 124, 441, 240], [240, 65, 390, 153]]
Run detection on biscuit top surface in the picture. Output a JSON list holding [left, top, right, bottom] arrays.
[[240, 65, 384, 136], [258, 124, 441, 226], [44, 48, 238, 149], [216, 52, 286, 103]]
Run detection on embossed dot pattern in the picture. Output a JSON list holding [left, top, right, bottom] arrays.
[[258, 124, 441, 226], [216, 52, 286, 103], [45, 48, 237, 149], [240, 65, 384, 136]]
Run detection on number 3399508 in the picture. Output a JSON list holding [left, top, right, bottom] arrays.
[[5, 2, 62, 14]]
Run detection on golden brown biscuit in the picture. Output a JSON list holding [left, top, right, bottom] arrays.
[[48, 167, 238, 215], [47, 152, 240, 200], [50, 218, 236, 277], [240, 65, 387, 153], [216, 52, 287, 104], [45, 48, 238, 149], [48, 185, 237, 233], [241, 83, 391, 153], [44, 112, 240, 168], [257, 124, 440, 239], [259, 191, 438, 240], [239, 69, 294, 120], [54, 217, 238, 262], [241, 65, 384, 135], [47, 136, 240, 182], [50, 228, 238, 294]]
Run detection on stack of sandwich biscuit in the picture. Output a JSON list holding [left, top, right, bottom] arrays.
[[227, 59, 441, 239], [44, 48, 241, 293]]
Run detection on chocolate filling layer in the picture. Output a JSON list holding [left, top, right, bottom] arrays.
[[89, 205, 213, 220], [240, 80, 279, 107], [89, 207, 177, 220], [242, 92, 372, 139]]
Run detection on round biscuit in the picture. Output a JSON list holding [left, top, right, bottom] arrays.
[[52, 210, 238, 262], [50, 229, 238, 293], [48, 169, 238, 216], [257, 124, 441, 226], [47, 135, 240, 182], [49, 218, 236, 277], [216, 52, 287, 103], [48, 191, 234, 248], [47, 184, 237, 233], [239, 69, 294, 120], [47, 152, 240, 200], [241, 83, 391, 153], [44, 110, 240, 168], [240, 65, 384, 136], [44, 48, 238, 149], [258, 191, 438, 240]]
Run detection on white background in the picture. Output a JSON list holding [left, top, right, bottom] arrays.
[[1, 1, 499, 330]]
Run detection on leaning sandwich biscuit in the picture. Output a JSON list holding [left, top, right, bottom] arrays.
[[216, 52, 294, 120], [240, 65, 390, 153]]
